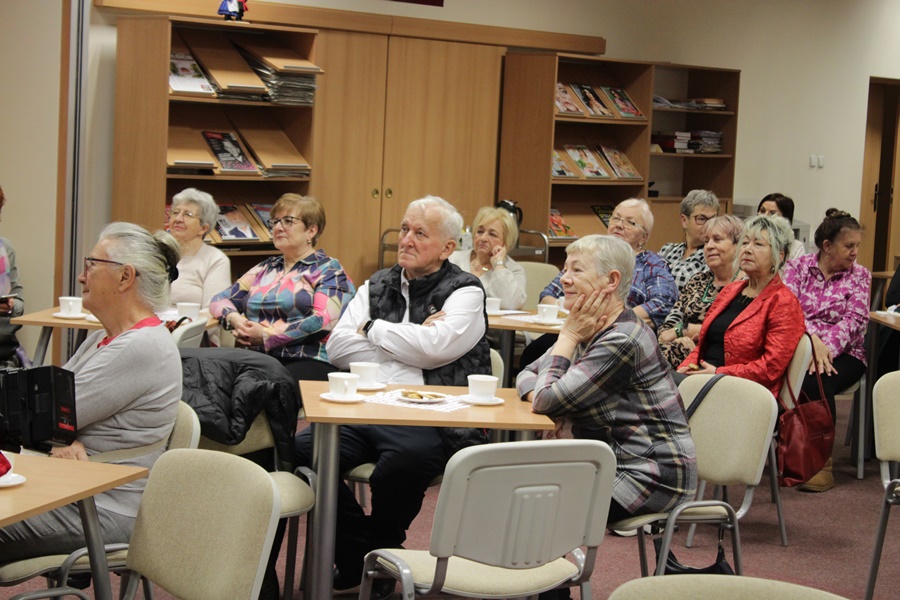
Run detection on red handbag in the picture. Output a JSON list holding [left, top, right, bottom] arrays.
[[775, 334, 835, 487]]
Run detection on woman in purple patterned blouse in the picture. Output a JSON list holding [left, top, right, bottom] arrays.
[[210, 194, 355, 381], [783, 209, 870, 493]]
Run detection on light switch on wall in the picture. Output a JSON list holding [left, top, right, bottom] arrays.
[[817, 155, 825, 168], [809, 155, 817, 168]]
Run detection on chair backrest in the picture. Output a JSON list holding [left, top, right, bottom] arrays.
[[519, 262, 561, 311], [171, 317, 208, 349], [168, 401, 201, 450], [197, 412, 276, 457], [125, 449, 280, 600], [678, 374, 777, 487], [608, 573, 849, 599], [489, 348, 504, 383], [429, 439, 616, 567], [873, 371, 900, 472], [779, 334, 812, 410]]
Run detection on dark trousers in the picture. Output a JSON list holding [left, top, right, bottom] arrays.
[[277, 356, 338, 382], [800, 353, 866, 424], [295, 424, 447, 577]]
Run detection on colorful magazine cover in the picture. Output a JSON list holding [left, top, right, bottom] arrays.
[[216, 205, 259, 241], [599, 86, 644, 118], [202, 131, 257, 172], [555, 83, 585, 116], [570, 83, 614, 117], [168, 53, 216, 96], [564, 144, 612, 179], [552, 149, 579, 178], [597, 144, 642, 179]]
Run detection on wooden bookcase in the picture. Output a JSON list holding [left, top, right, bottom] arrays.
[[111, 15, 320, 270], [498, 54, 740, 258], [498, 53, 653, 261], [648, 63, 740, 249]]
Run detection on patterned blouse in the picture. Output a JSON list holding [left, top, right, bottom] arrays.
[[659, 242, 709, 292], [539, 251, 677, 329], [782, 253, 871, 365], [517, 309, 697, 514], [657, 270, 724, 369], [210, 249, 355, 362]]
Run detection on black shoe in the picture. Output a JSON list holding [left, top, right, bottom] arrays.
[[370, 577, 396, 600], [66, 573, 91, 590], [333, 567, 362, 591]]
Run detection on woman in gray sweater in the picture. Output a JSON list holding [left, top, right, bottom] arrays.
[[0, 223, 183, 561]]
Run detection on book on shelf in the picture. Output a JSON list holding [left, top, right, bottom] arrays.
[[591, 205, 615, 228], [202, 131, 259, 174], [598, 86, 644, 119], [555, 82, 586, 117], [569, 83, 615, 118], [215, 205, 262, 242], [226, 108, 311, 177], [551, 149, 580, 179], [652, 95, 727, 111], [241, 203, 273, 242], [549, 208, 577, 239], [249, 203, 275, 230], [563, 144, 614, 179], [596, 144, 642, 180], [168, 32, 216, 97]]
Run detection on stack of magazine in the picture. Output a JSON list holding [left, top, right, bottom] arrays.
[[242, 53, 317, 106]]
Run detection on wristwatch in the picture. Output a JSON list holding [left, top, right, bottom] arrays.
[[362, 319, 375, 338], [492, 260, 506, 268]]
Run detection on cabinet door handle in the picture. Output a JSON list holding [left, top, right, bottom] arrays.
[[385, 188, 393, 199], [371, 188, 380, 199]]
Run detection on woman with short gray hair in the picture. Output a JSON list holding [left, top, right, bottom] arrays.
[[659, 189, 720, 291], [517, 234, 697, 534], [678, 215, 805, 398], [167, 188, 231, 331]]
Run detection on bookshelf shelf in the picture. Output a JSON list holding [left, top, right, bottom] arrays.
[[650, 153, 734, 159], [653, 107, 736, 116], [112, 16, 320, 252], [551, 180, 645, 186]]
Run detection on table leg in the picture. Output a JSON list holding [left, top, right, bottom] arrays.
[[497, 329, 514, 388], [31, 326, 52, 367], [77, 496, 112, 600], [308, 423, 340, 600], [854, 323, 880, 472]]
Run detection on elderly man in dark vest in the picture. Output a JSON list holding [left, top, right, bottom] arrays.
[[295, 195, 491, 596]]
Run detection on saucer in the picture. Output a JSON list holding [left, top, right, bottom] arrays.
[[320, 392, 366, 403], [356, 382, 387, 391], [534, 317, 564, 326], [459, 395, 504, 406], [53, 312, 89, 320], [0, 473, 26, 488]]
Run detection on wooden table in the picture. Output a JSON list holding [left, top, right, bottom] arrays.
[[11, 307, 104, 366], [299, 381, 554, 600], [488, 311, 563, 386], [856, 311, 900, 475], [0, 454, 148, 600]]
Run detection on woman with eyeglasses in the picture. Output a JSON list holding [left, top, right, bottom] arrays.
[[520, 198, 677, 369], [0, 223, 183, 562], [659, 190, 720, 291], [166, 188, 231, 337], [757, 193, 806, 262], [210, 194, 355, 381]]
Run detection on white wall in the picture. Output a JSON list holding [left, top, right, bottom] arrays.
[[3, 0, 900, 360]]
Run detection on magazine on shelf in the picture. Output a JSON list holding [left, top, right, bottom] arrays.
[[569, 83, 615, 118], [591, 205, 615, 228], [555, 83, 586, 116], [549, 208, 577, 239], [563, 144, 613, 179], [215, 205, 261, 241], [596, 144, 642, 180], [169, 51, 216, 97], [599, 86, 644, 119], [551, 149, 580, 178], [201, 131, 258, 173]]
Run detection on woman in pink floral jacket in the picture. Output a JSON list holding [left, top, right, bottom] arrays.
[[783, 209, 870, 492]]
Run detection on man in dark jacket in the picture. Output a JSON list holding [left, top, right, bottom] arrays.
[[295, 195, 490, 597]]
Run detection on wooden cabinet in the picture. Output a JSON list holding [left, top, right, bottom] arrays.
[[112, 16, 319, 272], [498, 54, 740, 257], [310, 31, 503, 284], [647, 63, 740, 249], [497, 53, 652, 260]]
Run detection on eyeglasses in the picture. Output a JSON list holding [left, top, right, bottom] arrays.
[[170, 209, 198, 220], [266, 216, 301, 229], [83, 257, 126, 274], [609, 215, 644, 231], [691, 214, 716, 226]]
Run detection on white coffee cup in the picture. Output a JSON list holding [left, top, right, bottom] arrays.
[[349, 362, 379, 387], [468, 374, 498, 402], [536, 304, 558, 323], [0, 450, 17, 480], [328, 372, 360, 399], [176, 302, 201, 321], [59, 296, 82, 316], [556, 296, 567, 310], [485, 297, 501, 314]]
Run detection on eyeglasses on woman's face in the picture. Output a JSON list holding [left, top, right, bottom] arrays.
[[83, 256, 126, 275], [170, 208, 199, 220], [608, 214, 644, 230], [266, 216, 302, 230]]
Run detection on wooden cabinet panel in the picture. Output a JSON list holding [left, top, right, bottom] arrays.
[[309, 30, 388, 286], [381, 37, 504, 231]]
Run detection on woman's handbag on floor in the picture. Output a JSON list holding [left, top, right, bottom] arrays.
[[776, 333, 835, 487]]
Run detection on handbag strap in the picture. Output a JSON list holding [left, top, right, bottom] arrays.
[[685, 373, 726, 419], [779, 332, 829, 416]]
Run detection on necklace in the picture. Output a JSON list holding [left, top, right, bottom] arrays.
[[700, 271, 739, 304], [470, 254, 490, 272]]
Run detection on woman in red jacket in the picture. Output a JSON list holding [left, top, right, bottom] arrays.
[[678, 215, 805, 398]]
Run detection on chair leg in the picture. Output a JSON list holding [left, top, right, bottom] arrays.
[[767, 438, 789, 545], [685, 479, 707, 548], [635, 529, 650, 577], [730, 521, 744, 575], [282, 516, 299, 600], [856, 380, 867, 480], [864, 482, 897, 600], [579, 580, 592, 600]]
